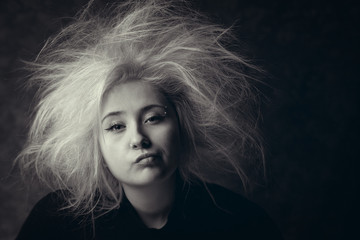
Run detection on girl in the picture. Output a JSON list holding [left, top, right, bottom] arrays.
[[16, 0, 282, 239]]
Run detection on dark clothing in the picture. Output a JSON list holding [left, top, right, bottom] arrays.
[[17, 182, 283, 239]]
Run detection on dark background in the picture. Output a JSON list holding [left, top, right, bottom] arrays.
[[1, 0, 359, 239]]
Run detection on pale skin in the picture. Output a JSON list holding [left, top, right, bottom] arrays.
[[99, 80, 181, 229]]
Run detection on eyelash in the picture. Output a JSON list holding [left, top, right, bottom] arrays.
[[105, 113, 166, 133], [144, 114, 165, 124], [105, 123, 125, 132]]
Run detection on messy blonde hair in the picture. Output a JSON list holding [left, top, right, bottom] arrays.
[[17, 0, 265, 216]]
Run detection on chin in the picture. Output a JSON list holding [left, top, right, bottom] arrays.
[[130, 169, 167, 186], [127, 167, 176, 187]]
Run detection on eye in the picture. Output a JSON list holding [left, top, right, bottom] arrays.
[[105, 123, 126, 132], [144, 114, 165, 124]]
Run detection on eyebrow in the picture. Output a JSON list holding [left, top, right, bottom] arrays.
[[101, 104, 167, 123]]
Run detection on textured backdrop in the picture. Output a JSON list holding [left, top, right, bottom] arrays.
[[0, 0, 359, 239]]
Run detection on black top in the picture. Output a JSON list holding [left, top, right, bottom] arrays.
[[17, 182, 283, 240]]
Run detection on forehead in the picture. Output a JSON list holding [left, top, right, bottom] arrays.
[[101, 81, 166, 115]]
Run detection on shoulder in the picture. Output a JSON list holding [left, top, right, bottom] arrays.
[[16, 191, 91, 240], [185, 183, 263, 216], [183, 183, 283, 239], [22, 190, 73, 221], [207, 184, 266, 218], [31, 190, 68, 211]]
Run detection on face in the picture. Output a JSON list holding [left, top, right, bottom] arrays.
[[99, 80, 181, 188]]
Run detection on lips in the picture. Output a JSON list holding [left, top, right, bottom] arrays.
[[135, 153, 160, 164]]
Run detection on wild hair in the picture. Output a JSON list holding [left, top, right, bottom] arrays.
[[16, 0, 265, 216]]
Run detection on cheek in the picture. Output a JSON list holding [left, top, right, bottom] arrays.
[[100, 136, 127, 164], [153, 123, 181, 155], [99, 137, 130, 180]]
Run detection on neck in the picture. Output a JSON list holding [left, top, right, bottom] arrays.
[[122, 174, 176, 229]]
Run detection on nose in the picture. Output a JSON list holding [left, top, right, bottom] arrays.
[[129, 125, 151, 149]]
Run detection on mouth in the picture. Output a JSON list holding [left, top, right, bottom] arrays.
[[135, 153, 160, 164]]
